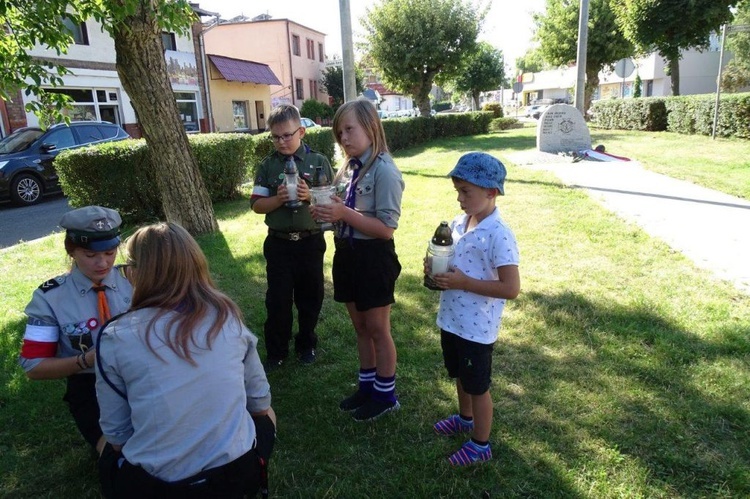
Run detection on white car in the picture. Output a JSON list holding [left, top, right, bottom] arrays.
[[300, 117, 319, 128]]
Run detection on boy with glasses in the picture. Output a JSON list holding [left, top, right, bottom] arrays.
[[251, 105, 334, 371]]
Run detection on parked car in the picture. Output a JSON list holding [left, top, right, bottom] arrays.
[[0, 121, 130, 206], [377, 109, 389, 120], [532, 105, 551, 119], [300, 117, 319, 128], [525, 104, 543, 118]]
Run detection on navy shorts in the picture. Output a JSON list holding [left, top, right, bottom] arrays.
[[333, 237, 401, 312], [440, 330, 494, 395]]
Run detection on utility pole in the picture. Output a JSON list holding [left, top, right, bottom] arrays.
[[339, 0, 357, 102], [574, 0, 589, 115]]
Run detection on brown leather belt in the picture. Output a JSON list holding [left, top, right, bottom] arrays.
[[268, 229, 321, 241]]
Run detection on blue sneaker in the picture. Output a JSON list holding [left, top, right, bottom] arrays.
[[434, 415, 474, 436], [448, 440, 492, 466]]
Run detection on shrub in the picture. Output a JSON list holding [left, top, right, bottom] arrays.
[[300, 100, 332, 122], [433, 101, 452, 113], [664, 92, 750, 138], [591, 92, 750, 139], [482, 102, 504, 118], [489, 117, 522, 132], [590, 97, 667, 132], [56, 134, 254, 224]]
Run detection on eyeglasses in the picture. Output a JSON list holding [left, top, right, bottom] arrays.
[[270, 127, 302, 143], [117, 261, 136, 279]]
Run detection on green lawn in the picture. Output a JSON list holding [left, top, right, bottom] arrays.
[[1, 126, 749, 497]]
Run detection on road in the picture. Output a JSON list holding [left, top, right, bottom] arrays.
[[0, 195, 72, 249]]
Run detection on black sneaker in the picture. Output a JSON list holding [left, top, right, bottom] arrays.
[[298, 349, 316, 365], [263, 358, 284, 373], [339, 390, 370, 412], [351, 398, 400, 422]]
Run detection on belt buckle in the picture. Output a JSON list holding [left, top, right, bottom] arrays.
[[289, 232, 301, 241]]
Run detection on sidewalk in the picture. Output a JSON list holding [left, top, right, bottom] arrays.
[[508, 151, 750, 294]]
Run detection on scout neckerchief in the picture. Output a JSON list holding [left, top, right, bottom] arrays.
[[339, 157, 363, 243], [92, 285, 111, 323]]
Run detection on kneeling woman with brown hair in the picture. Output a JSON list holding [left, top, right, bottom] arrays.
[[96, 222, 275, 498]]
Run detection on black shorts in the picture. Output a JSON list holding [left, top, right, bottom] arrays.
[[63, 373, 102, 449], [332, 237, 401, 312], [440, 330, 494, 395]]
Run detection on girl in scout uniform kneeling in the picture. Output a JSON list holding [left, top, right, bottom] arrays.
[[18, 205, 132, 454]]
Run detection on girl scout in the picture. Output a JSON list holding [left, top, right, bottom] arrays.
[[18, 205, 132, 453]]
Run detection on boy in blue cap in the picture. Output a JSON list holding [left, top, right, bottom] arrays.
[[427, 152, 521, 466]]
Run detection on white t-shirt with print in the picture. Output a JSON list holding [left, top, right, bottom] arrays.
[[436, 207, 519, 345]]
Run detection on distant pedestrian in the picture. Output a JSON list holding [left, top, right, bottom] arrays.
[[250, 104, 334, 371], [18, 205, 132, 454], [311, 98, 405, 422], [428, 152, 520, 466]]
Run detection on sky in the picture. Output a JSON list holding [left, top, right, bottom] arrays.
[[195, 0, 546, 72]]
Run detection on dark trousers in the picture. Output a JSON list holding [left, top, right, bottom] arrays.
[[64, 373, 102, 449], [262, 232, 325, 359], [99, 415, 276, 499]]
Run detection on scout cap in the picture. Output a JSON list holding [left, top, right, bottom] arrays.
[[448, 152, 506, 195], [60, 206, 122, 251]]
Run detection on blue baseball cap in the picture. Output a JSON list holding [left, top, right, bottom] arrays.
[[60, 206, 122, 251], [448, 152, 506, 195]]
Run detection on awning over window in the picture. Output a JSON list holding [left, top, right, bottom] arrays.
[[207, 54, 281, 85]]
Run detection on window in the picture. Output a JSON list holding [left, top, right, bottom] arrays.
[[162, 32, 177, 51], [318, 43, 324, 62], [175, 92, 198, 132], [62, 17, 89, 45], [75, 125, 105, 144], [306, 39, 315, 60], [309, 80, 318, 100], [233, 101, 249, 130], [295, 79, 304, 100], [47, 88, 122, 123], [292, 35, 301, 56], [43, 129, 76, 150]]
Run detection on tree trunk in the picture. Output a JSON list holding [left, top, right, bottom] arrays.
[[669, 57, 681, 96], [112, 4, 217, 235], [413, 72, 436, 117], [584, 68, 600, 120], [472, 91, 480, 111]]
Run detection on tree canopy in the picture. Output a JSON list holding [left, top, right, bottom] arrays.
[[320, 65, 364, 109], [362, 0, 485, 116], [535, 0, 633, 114], [516, 48, 547, 75], [451, 42, 506, 110], [1, 0, 217, 234], [722, 1, 750, 92], [613, 0, 737, 95]]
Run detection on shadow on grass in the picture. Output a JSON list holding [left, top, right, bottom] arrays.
[[504, 290, 750, 496]]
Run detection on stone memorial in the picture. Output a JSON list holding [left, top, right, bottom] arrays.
[[536, 104, 591, 154]]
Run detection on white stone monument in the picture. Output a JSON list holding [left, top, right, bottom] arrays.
[[536, 104, 591, 154]]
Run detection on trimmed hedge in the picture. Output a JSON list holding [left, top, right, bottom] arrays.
[[54, 113, 492, 224], [590, 97, 668, 131], [489, 117, 522, 132], [56, 128, 336, 224], [664, 93, 750, 138], [591, 92, 750, 139]]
